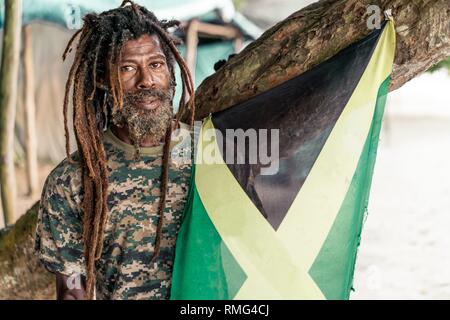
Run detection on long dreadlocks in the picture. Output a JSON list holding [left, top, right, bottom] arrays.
[[62, 0, 195, 299]]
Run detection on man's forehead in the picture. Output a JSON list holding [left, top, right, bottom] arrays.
[[121, 34, 165, 58]]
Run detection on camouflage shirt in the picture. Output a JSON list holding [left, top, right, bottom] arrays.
[[35, 123, 193, 300]]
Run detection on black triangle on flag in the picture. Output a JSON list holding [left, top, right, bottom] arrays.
[[211, 24, 385, 230]]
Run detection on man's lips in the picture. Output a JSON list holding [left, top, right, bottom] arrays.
[[136, 97, 161, 110]]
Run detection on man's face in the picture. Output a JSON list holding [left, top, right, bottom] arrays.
[[111, 33, 174, 146]]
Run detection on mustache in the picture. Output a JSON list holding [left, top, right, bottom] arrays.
[[123, 88, 173, 103]]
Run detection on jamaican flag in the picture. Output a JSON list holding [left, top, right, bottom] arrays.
[[171, 19, 396, 300]]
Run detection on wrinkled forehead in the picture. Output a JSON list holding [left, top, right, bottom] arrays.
[[120, 34, 166, 60]]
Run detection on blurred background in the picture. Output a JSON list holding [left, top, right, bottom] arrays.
[[0, 0, 449, 299]]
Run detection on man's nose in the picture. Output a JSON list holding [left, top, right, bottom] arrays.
[[136, 68, 155, 89]]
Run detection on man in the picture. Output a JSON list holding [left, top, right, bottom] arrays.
[[35, 1, 195, 300]]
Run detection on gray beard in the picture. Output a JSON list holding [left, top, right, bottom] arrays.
[[111, 93, 174, 156]]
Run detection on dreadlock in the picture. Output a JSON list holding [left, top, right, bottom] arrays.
[[62, 0, 195, 299]]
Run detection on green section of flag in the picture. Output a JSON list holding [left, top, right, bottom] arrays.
[[309, 76, 390, 299], [171, 167, 247, 299]]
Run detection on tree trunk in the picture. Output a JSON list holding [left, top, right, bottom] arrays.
[[22, 25, 39, 197], [190, 0, 450, 120], [0, 0, 22, 226], [1, 0, 450, 299], [0, 202, 55, 299]]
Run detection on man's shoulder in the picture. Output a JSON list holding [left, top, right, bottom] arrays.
[[35, 152, 85, 278], [43, 151, 83, 195]]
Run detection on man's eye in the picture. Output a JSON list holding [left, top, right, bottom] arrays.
[[150, 62, 163, 69], [121, 66, 135, 72]]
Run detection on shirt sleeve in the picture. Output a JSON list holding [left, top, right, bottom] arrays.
[[34, 169, 86, 277]]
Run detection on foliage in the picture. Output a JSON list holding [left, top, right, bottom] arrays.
[[428, 57, 450, 74]]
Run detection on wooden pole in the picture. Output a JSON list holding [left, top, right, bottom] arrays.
[[185, 19, 199, 85], [195, 21, 241, 40], [0, 0, 22, 226], [22, 25, 38, 197], [185, 20, 243, 85]]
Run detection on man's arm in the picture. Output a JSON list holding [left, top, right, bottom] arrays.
[[35, 163, 87, 300], [56, 273, 86, 300]]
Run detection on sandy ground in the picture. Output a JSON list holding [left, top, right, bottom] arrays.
[[352, 116, 450, 299], [352, 70, 450, 299]]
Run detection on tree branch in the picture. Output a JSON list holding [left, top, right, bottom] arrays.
[[191, 0, 450, 120]]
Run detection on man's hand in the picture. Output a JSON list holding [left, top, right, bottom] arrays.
[[56, 273, 87, 300]]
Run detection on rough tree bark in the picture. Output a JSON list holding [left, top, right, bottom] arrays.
[[1, 0, 449, 299], [189, 0, 450, 120], [0, 202, 55, 299]]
